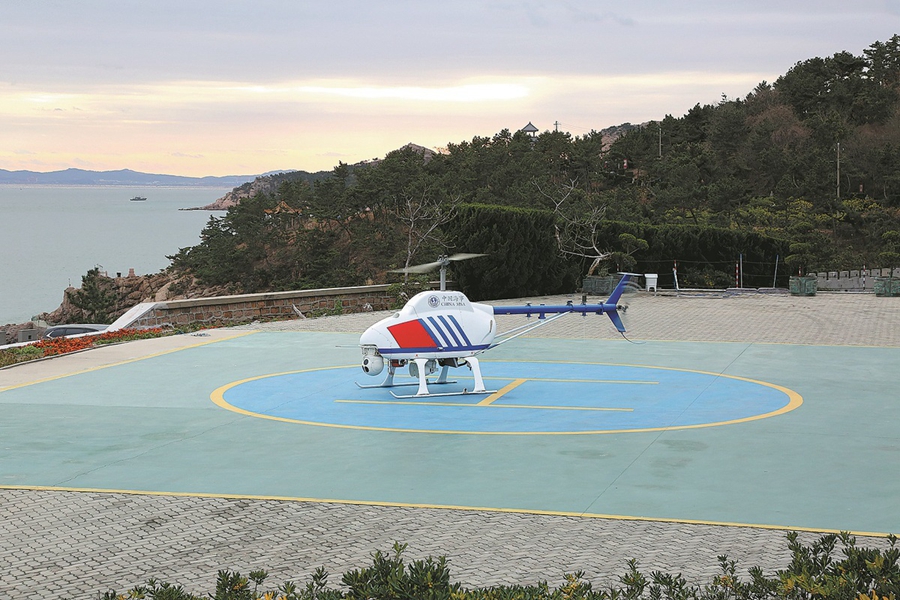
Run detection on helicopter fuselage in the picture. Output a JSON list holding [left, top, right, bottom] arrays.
[[357, 274, 633, 398], [360, 290, 496, 361]]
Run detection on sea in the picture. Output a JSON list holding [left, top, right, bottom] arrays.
[[0, 185, 232, 325]]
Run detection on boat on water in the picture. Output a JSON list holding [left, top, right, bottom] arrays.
[[130, 196, 147, 202]]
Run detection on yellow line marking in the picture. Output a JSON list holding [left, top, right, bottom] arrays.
[[496, 404, 632, 411], [0, 331, 259, 393], [480, 376, 658, 384], [478, 378, 527, 405], [210, 362, 802, 435], [532, 378, 657, 384], [335, 398, 633, 412], [0, 484, 892, 538]]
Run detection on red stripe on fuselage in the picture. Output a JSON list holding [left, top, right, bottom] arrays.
[[388, 319, 437, 349]]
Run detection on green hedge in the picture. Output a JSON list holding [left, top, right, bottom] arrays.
[[444, 204, 580, 300], [98, 533, 899, 600], [444, 205, 791, 299]]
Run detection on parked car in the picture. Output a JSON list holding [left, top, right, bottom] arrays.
[[41, 324, 109, 339]]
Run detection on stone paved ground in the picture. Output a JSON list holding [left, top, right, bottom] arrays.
[[237, 288, 900, 347], [0, 489, 891, 598], [2, 290, 899, 598]]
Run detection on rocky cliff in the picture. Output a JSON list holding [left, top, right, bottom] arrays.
[[184, 174, 285, 210], [46, 273, 227, 323], [2, 270, 240, 344], [183, 169, 330, 210]]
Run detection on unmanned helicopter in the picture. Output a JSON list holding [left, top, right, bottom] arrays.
[[357, 254, 634, 398]]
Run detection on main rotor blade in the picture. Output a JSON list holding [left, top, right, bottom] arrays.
[[446, 253, 488, 261], [388, 253, 487, 275], [389, 261, 443, 274]]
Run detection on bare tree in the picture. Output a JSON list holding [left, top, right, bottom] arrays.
[[393, 188, 463, 281], [535, 178, 611, 276]]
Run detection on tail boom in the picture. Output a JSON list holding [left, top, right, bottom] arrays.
[[492, 274, 632, 333]]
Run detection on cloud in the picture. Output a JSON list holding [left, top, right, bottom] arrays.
[[2, 1, 900, 175], [295, 83, 530, 103]]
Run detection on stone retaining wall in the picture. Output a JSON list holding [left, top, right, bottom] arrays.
[[131, 284, 396, 328]]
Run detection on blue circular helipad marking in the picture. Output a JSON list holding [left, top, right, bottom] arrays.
[[213, 362, 802, 435]]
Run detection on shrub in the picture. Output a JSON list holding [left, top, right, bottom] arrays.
[[0, 344, 43, 368], [95, 533, 899, 600]]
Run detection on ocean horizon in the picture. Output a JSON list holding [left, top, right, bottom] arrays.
[[1, 185, 230, 325]]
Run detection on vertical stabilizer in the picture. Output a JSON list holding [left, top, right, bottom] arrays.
[[606, 274, 632, 306], [604, 274, 632, 333]]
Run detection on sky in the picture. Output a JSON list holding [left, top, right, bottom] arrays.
[[2, 1, 900, 177]]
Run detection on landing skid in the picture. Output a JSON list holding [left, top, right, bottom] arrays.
[[356, 356, 491, 399], [356, 379, 457, 389], [390, 388, 497, 400]]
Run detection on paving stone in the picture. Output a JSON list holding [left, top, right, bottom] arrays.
[[3, 488, 894, 598]]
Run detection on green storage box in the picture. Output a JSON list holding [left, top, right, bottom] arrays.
[[789, 275, 818, 296]]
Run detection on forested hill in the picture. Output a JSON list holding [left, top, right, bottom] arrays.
[[168, 36, 900, 299]]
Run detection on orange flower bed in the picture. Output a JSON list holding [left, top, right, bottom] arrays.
[[32, 336, 93, 356], [31, 328, 166, 357]]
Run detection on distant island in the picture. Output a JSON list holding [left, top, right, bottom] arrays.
[[0, 167, 270, 188]]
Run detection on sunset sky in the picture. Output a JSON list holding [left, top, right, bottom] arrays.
[[3, 1, 899, 177]]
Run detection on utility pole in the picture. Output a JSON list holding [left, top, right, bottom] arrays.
[[554, 121, 559, 132], [658, 122, 662, 158]]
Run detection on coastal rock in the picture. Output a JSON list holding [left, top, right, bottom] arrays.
[[33, 271, 240, 328], [154, 281, 174, 301], [186, 174, 284, 211], [38, 287, 81, 326]]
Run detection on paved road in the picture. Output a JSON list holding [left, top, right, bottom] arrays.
[[2, 290, 898, 598]]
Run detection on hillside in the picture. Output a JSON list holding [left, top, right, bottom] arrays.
[[193, 143, 438, 210], [185, 170, 330, 210]]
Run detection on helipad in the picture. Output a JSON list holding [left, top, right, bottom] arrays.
[[214, 362, 801, 434], [1, 323, 897, 534]]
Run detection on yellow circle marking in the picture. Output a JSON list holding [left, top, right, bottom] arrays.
[[210, 362, 803, 435]]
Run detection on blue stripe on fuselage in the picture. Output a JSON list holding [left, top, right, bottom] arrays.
[[417, 319, 443, 347], [436, 315, 463, 346], [426, 316, 454, 347], [447, 315, 472, 346], [378, 344, 490, 355]]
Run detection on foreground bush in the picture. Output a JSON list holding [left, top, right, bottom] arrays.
[[97, 533, 899, 600]]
